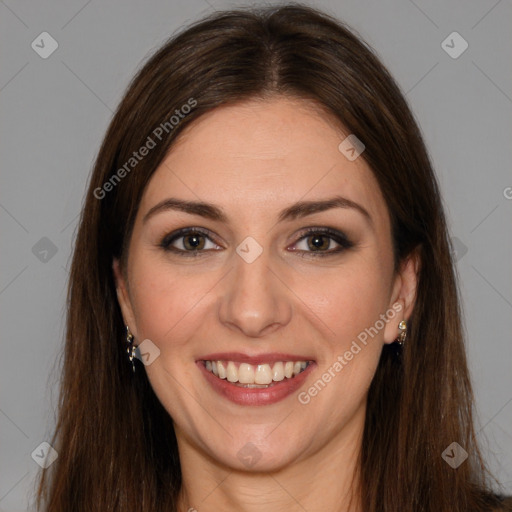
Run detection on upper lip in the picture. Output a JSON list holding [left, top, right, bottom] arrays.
[[198, 352, 315, 365]]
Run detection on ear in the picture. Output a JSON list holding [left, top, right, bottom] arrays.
[[383, 248, 421, 344], [112, 258, 139, 341]]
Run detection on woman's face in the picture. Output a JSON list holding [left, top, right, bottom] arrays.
[[114, 96, 416, 472]]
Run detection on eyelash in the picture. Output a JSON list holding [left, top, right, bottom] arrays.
[[159, 227, 354, 258]]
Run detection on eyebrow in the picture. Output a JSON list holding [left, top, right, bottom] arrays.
[[143, 195, 373, 227]]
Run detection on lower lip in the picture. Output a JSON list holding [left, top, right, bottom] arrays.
[[196, 361, 316, 406]]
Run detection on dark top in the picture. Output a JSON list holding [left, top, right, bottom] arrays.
[[495, 495, 512, 511]]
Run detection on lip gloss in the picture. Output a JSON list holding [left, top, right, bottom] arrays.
[[197, 360, 316, 406]]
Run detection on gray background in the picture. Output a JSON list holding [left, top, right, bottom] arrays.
[[1, 0, 511, 509]]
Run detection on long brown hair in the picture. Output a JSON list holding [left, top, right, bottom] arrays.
[[34, 4, 507, 511]]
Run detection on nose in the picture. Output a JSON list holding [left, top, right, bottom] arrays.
[[218, 244, 292, 338]]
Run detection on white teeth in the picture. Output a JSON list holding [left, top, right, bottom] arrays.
[[226, 361, 238, 383], [272, 361, 284, 381], [254, 364, 273, 385], [217, 361, 227, 379], [238, 363, 254, 384], [204, 359, 311, 384]]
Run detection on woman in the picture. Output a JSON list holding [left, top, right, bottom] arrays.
[[34, 4, 511, 511]]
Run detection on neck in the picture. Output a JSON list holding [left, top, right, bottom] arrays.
[[175, 405, 365, 512]]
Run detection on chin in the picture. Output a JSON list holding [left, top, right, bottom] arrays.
[[204, 430, 309, 473]]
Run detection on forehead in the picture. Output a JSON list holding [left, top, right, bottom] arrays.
[[140, 97, 389, 229]]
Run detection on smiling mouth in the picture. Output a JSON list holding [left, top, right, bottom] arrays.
[[201, 360, 313, 388]]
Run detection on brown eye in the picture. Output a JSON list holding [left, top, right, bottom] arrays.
[[160, 228, 221, 256], [291, 227, 354, 257], [306, 234, 331, 251], [182, 232, 206, 250]]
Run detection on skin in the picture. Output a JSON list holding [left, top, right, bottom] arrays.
[[113, 96, 419, 512]]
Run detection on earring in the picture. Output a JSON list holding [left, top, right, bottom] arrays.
[[125, 325, 137, 373], [396, 320, 407, 346]]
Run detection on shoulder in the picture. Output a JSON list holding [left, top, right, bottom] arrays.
[[493, 495, 512, 511], [502, 496, 512, 511]]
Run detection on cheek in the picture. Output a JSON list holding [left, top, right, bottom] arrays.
[[296, 262, 391, 414], [298, 256, 391, 353], [127, 253, 214, 350]]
